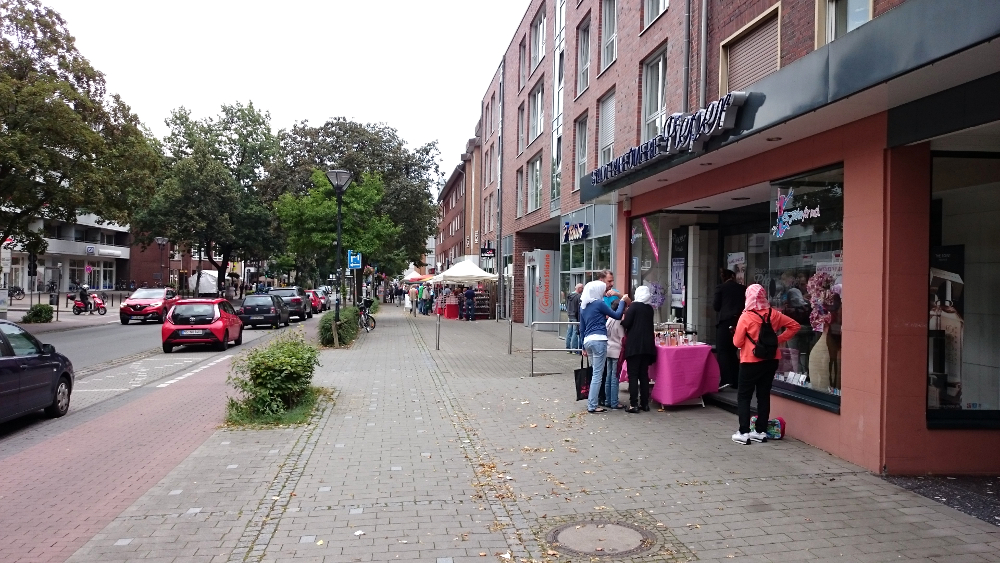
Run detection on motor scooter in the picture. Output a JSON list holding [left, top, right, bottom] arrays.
[[69, 293, 107, 315]]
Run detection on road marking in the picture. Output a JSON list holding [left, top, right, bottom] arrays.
[[156, 355, 233, 388], [75, 389, 130, 392]]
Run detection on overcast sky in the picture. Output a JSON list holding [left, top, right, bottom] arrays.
[[43, 0, 528, 176]]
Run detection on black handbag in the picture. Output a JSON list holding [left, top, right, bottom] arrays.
[[575, 356, 593, 401]]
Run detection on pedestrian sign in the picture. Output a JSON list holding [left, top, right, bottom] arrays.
[[347, 250, 362, 270]]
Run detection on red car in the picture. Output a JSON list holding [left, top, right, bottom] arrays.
[[305, 290, 324, 313], [161, 298, 243, 353], [120, 287, 180, 324]]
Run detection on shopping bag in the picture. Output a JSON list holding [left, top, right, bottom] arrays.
[[750, 416, 786, 439], [574, 356, 593, 401], [404, 295, 412, 310]]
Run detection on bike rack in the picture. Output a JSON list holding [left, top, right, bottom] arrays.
[[529, 321, 582, 377]]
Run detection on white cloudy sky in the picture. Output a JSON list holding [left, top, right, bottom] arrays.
[[43, 0, 528, 174]]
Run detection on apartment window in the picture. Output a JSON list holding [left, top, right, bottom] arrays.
[[555, 0, 566, 39], [527, 155, 543, 212], [529, 83, 544, 141], [642, 49, 668, 141], [575, 117, 588, 189], [577, 23, 590, 94], [724, 12, 779, 92], [490, 93, 497, 133], [531, 7, 546, 71], [519, 38, 527, 89], [485, 104, 491, 137], [645, 0, 668, 27], [551, 135, 562, 201], [516, 168, 525, 217], [553, 51, 564, 119], [601, 0, 617, 71], [485, 147, 492, 185], [518, 104, 526, 153], [828, 0, 870, 41], [598, 93, 615, 166]]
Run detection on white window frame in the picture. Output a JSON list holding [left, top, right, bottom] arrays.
[[527, 155, 542, 213], [598, 92, 615, 166], [601, 0, 617, 71], [531, 7, 547, 71], [644, 0, 668, 28], [517, 104, 525, 154], [516, 168, 525, 217], [642, 49, 668, 142], [551, 135, 562, 201], [577, 23, 590, 95], [529, 83, 544, 141], [575, 117, 587, 190], [826, 0, 871, 43], [519, 39, 527, 89]]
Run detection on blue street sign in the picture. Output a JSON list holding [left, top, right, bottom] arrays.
[[347, 250, 362, 270]]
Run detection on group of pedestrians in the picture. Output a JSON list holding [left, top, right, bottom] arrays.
[[575, 267, 801, 445]]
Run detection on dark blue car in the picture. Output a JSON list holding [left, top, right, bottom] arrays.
[[0, 320, 74, 424]]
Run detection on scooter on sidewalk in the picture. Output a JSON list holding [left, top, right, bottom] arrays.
[[69, 293, 107, 315]]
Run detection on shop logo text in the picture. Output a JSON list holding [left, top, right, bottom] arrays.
[[772, 189, 821, 238]]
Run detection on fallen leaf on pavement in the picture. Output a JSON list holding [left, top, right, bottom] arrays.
[[316, 540, 323, 545], [479, 553, 487, 557], [547, 550, 560, 556], [354, 530, 365, 536], [530, 424, 538, 428]]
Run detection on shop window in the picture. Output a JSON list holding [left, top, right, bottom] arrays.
[[768, 166, 844, 407], [928, 155, 1000, 428], [593, 236, 611, 271]]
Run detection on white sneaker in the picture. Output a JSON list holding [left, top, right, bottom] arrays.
[[748, 430, 768, 443], [731, 432, 751, 445]]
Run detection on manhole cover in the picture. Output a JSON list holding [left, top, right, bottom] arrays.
[[547, 520, 655, 558]]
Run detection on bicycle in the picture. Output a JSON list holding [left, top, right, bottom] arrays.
[[8, 286, 25, 300], [357, 298, 376, 332]]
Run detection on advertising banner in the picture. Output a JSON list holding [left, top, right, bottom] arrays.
[[928, 245, 965, 410], [727, 252, 746, 284]]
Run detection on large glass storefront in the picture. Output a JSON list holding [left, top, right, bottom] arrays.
[[558, 204, 615, 336], [927, 153, 1000, 426], [629, 165, 846, 410]]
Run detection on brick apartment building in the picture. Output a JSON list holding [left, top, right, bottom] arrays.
[[444, 0, 1000, 474], [436, 162, 469, 271]]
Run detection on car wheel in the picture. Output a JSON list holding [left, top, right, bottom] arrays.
[[234, 327, 243, 346], [217, 332, 229, 351], [45, 377, 71, 418], [162, 343, 173, 353], [120, 315, 129, 325]]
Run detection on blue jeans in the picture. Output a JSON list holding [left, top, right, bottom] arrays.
[[466, 298, 475, 320], [605, 357, 621, 408], [565, 323, 579, 352], [585, 340, 608, 411]]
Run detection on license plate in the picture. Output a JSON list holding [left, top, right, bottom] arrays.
[[250, 316, 264, 320], [180, 329, 203, 335]]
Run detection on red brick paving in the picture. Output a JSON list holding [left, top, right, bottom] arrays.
[[0, 358, 233, 563]]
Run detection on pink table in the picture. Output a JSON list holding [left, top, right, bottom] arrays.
[[621, 344, 720, 406]]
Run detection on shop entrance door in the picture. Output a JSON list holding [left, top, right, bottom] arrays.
[[723, 233, 770, 288]]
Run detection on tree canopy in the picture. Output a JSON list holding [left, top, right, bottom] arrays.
[[0, 0, 160, 253]]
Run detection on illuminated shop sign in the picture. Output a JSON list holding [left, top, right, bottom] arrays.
[[590, 91, 748, 186], [772, 189, 822, 238], [562, 222, 589, 242]]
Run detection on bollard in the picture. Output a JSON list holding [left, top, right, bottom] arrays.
[[508, 317, 513, 355], [435, 313, 441, 350]]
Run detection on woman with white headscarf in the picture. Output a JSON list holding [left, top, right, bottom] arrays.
[[579, 279, 629, 413], [621, 285, 657, 412]]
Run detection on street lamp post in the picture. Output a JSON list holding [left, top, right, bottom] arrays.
[[154, 237, 168, 289], [325, 170, 353, 347]]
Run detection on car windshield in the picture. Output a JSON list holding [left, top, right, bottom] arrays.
[[173, 304, 215, 317], [130, 289, 165, 299], [270, 288, 297, 297], [243, 296, 272, 305]]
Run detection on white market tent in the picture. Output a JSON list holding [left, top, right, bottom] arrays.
[[430, 260, 498, 284], [402, 270, 424, 282]]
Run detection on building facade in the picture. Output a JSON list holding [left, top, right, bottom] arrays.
[[455, 0, 1000, 474]]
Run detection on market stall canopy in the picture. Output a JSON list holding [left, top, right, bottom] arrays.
[[433, 260, 498, 284], [402, 270, 424, 282]]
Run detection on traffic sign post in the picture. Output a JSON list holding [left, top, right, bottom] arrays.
[[347, 250, 362, 270]]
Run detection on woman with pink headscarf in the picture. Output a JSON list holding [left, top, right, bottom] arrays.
[[731, 284, 800, 445]]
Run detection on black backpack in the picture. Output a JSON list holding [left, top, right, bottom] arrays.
[[746, 309, 779, 359]]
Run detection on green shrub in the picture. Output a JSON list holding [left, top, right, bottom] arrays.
[[318, 307, 359, 347], [370, 299, 380, 314], [21, 304, 54, 323], [226, 331, 320, 420]]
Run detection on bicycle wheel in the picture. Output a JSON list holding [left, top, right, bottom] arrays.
[[365, 316, 376, 331], [12, 289, 24, 300]]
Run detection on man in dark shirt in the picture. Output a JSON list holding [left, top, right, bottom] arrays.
[[565, 283, 583, 353], [464, 286, 476, 321], [713, 269, 746, 389]]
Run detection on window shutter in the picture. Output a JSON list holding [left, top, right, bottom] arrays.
[[727, 15, 779, 92], [599, 93, 615, 149]]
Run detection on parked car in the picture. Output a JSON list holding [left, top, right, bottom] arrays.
[[238, 294, 290, 329], [305, 290, 324, 312], [0, 320, 74, 423], [161, 298, 243, 353], [268, 287, 312, 321], [120, 287, 180, 324], [314, 289, 332, 310]]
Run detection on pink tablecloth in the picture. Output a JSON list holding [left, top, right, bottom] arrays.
[[620, 344, 720, 405]]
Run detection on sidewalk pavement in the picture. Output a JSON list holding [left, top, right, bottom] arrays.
[[64, 310, 999, 563], [10, 309, 118, 335]]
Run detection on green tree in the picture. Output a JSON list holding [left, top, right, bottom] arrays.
[[263, 118, 439, 269], [0, 0, 160, 254]]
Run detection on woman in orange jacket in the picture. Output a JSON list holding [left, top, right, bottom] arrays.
[[731, 284, 801, 445]]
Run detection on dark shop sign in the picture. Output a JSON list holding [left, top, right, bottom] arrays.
[[590, 91, 748, 186]]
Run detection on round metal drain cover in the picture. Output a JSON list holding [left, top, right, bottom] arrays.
[[547, 520, 655, 558]]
